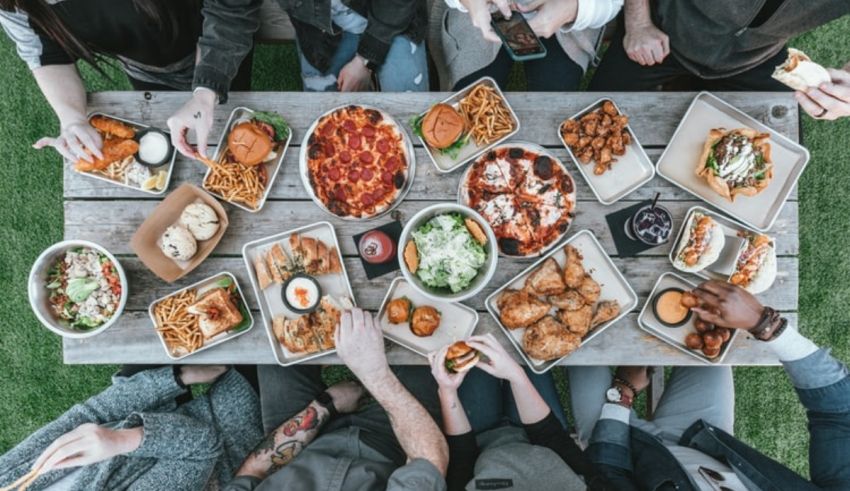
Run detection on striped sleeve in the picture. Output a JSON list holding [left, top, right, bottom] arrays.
[[0, 8, 73, 69]]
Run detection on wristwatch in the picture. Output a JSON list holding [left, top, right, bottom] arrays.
[[315, 391, 338, 419], [606, 385, 634, 408], [358, 54, 379, 72]]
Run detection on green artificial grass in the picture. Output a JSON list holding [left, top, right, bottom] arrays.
[[2, 16, 850, 479]]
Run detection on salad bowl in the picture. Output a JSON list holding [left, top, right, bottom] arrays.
[[398, 203, 498, 303], [28, 240, 128, 339]]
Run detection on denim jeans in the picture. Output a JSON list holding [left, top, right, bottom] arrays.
[[458, 367, 570, 434], [296, 31, 428, 92]]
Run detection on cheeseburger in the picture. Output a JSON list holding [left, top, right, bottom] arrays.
[[420, 103, 466, 150], [226, 111, 289, 167], [444, 341, 480, 373]]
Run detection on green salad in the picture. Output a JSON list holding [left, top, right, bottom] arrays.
[[412, 213, 487, 293]]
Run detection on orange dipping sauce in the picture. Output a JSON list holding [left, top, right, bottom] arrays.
[[654, 289, 691, 326]]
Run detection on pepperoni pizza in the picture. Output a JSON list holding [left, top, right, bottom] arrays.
[[462, 145, 576, 256], [304, 105, 411, 219]]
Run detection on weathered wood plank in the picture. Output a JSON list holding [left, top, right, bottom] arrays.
[[82, 91, 799, 149], [63, 310, 797, 366], [63, 147, 799, 202], [109, 256, 799, 313], [64, 200, 799, 257]]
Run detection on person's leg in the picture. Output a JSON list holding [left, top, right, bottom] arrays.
[[504, 368, 569, 429], [376, 36, 428, 92], [523, 36, 583, 91], [118, 365, 193, 404], [257, 365, 325, 434], [458, 367, 505, 433], [589, 23, 692, 91], [233, 365, 259, 395], [651, 366, 735, 442], [452, 47, 515, 91], [566, 366, 613, 442], [296, 32, 361, 92], [710, 47, 793, 91]]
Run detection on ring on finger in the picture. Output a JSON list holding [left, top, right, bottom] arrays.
[[816, 107, 828, 118]]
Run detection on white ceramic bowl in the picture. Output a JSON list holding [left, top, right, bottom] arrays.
[[398, 203, 498, 302], [28, 240, 128, 339]]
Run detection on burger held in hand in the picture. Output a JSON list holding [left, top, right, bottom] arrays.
[[444, 341, 480, 373]]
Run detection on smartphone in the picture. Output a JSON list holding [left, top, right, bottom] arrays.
[[490, 10, 547, 61]]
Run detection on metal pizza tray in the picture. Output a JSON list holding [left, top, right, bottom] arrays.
[[655, 92, 809, 232], [558, 98, 655, 205], [637, 272, 739, 365], [298, 104, 415, 221], [71, 112, 177, 196], [377, 277, 479, 358], [203, 106, 292, 213], [485, 229, 638, 374], [241, 221, 356, 366], [413, 76, 520, 174], [457, 141, 577, 258]]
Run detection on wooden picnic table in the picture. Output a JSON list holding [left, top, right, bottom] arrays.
[[62, 91, 800, 366]]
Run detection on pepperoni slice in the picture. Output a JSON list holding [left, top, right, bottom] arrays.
[[348, 169, 361, 182], [363, 125, 376, 137], [339, 151, 352, 163], [348, 135, 361, 150], [359, 151, 374, 164], [324, 143, 335, 157], [385, 156, 399, 171], [334, 187, 346, 201], [328, 167, 341, 181], [321, 123, 335, 137], [376, 139, 390, 154], [361, 193, 374, 206], [343, 120, 357, 132], [381, 171, 393, 184], [361, 168, 375, 181]]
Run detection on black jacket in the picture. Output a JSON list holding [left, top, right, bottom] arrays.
[[275, 0, 427, 72]]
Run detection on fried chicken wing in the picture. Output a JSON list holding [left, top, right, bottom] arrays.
[[524, 258, 566, 296], [548, 290, 586, 311], [602, 100, 617, 116], [89, 115, 136, 139], [498, 289, 550, 329], [578, 274, 601, 304], [523, 316, 581, 361], [563, 245, 586, 289], [558, 304, 593, 337], [591, 300, 620, 328]]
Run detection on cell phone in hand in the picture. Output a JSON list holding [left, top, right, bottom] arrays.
[[490, 10, 547, 62]]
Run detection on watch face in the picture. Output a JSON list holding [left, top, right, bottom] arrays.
[[606, 387, 621, 403]]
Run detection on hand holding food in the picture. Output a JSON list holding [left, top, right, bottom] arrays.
[[796, 65, 850, 121], [561, 101, 631, 175], [167, 88, 216, 158], [32, 423, 142, 473], [696, 128, 772, 201], [34, 118, 103, 163], [465, 334, 523, 382], [691, 280, 765, 331], [623, 20, 670, 66], [335, 308, 390, 381], [325, 380, 366, 414], [428, 343, 473, 390]]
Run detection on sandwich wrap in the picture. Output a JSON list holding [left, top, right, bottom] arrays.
[[772, 48, 831, 92], [673, 213, 725, 273]]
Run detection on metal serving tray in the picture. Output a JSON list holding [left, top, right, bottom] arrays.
[[655, 92, 809, 232], [558, 98, 655, 205], [148, 271, 254, 360], [71, 112, 177, 196], [485, 229, 638, 374], [241, 221, 355, 366], [638, 272, 738, 365], [414, 76, 520, 174], [203, 106, 292, 213], [298, 104, 415, 221], [377, 277, 479, 358]]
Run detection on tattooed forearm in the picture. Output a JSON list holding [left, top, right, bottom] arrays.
[[236, 402, 329, 479]]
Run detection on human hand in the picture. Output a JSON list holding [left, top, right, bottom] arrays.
[[428, 344, 469, 392], [337, 57, 373, 92], [614, 366, 649, 396], [796, 66, 850, 121], [691, 280, 765, 330], [325, 380, 365, 413], [520, 0, 579, 39], [166, 88, 216, 158], [461, 0, 508, 43], [623, 21, 669, 66], [33, 118, 103, 163], [465, 334, 524, 382], [334, 309, 390, 383], [179, 365, 227, 385], [32, 424, 142, 472]]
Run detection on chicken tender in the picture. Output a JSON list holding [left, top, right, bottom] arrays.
[[523, 316, 581, 361], [563, 245, 586, 289], [548, 290, 586, 311], [578, 274, 601, 304], [557, 304, 593, 337], [498, 290, 550, 329], [524, 258, 566, 296], [590, 300, 620, 328], [89, 115, 136, 139], [75, 138, 139, 171]]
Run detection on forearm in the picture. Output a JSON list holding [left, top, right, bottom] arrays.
[[359, 0, 417, 66], [438, 388, 472, 436], [623, 0, 652, 29], [364, 369, 449, 475], [33, 64, 87, 126], [194, 0, 261, 99], [237, 401, 329, 479], [508, 370, 551, 425]]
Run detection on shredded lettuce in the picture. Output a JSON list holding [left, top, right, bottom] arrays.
[[410, 113, 468, 159]]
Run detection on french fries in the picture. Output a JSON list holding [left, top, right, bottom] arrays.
[[153, 289, 203, 355], [458, 84, 515, 146]]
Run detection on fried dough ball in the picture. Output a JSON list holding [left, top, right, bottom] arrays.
[[410, 306, 441, 337], [680, 291, 700, 309], [703, 331, 724, 349], [386, 298, 412, 324], [685, 333, 704, 350], [717, 327, 732, 343], [694, 318, 713, 334], [702, 346, 721, 359]]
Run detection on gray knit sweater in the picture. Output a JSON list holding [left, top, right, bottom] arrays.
[[0, 367, 262, 491]]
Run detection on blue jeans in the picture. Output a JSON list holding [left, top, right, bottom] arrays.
[[458, 367, 569, 434], [296, 32, 428, 92]]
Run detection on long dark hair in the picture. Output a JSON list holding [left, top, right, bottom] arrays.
[[0, 0, 180, 71]]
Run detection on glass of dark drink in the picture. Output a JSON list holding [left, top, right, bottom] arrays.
[[625, 203, 673, 246]]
